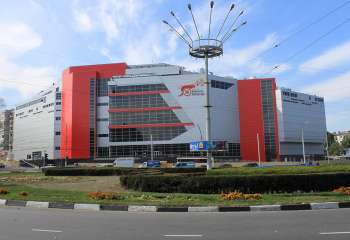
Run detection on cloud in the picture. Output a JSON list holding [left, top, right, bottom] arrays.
[[302, 71, 350, 102], [0, 22, 55, 98], [299, 40, 350, 74], [0, 22, 42, 59], [73, 10, 93, 31], [73, 0, 145, 42]]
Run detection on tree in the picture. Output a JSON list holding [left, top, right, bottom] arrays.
[[328, 142, 344, 156], [0, 97, 5, 110], [342, 136, 350, 149], [327, 132, 335, 145]]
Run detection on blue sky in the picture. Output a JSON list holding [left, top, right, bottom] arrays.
[[0, 0, 349, 132]]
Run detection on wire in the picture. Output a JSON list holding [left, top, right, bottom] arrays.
[[266, 18, 350, 75], [250, 0, 350, 62]]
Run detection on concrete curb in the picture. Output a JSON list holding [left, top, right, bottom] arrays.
[[250, 205, 281, 211], [0, 199, 347, 213], [26, 201, 49, 208], [188, 206, 219, 212], [74, 203, 100, 211], [310, 202, 339, 210], [128, 205, 157, 212]]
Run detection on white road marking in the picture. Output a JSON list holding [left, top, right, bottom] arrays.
[[32, 228, 62, 233], [320, 232, 350, 235], [164, 234, 203, 237]]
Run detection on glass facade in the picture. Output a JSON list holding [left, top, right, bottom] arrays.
[[109, 94, 168, 108], [261, 80, 277, 160], [110, 83, 167, 93], [107, 143, 240, 160], [110, 110, 181, 125], [109, 127, 186, 142], [89, 79, 96, 159], [97, 79, 109, 97]]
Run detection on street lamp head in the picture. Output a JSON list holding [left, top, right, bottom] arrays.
[[230, 4, 235, 11], [210, 1, 214, 8], [170, 11, 175, 16], [187, 4, 192, 10]]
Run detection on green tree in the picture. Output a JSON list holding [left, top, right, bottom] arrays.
[[328, 142, 344, 156], [327, 132, 335, 145], [342, 136, 350, 148]]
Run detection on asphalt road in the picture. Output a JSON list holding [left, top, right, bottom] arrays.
[[1, 207, 350, 240]]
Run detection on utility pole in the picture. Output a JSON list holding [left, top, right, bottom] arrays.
[[150, 134, 154, 161], [302, 127, 306, 164], [204, 53, 213, 169], [65, 123, 68, 168], [257, 133, 261, 167]]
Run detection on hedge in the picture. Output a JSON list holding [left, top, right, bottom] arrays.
[[120, 173, 350, 193], [43, 167, 206, 176]]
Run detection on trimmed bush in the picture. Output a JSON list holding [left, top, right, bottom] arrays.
[[43, 167, 206, 176], [120, 173, 350, 194]]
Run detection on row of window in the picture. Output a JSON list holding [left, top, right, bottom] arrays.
[[43, 103, 54, 108], [211, 80, 234, 90], [16, 97, 46, 110], [109, 110, 181, 125], [109, 83, 168, 94], [109, 126, 187, 142], [99, 143, 241, 159], [109, 94, 168, 108]]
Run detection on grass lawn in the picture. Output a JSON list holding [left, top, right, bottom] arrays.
[[1, 171, 350, 206], [207, 164, 350, 176]]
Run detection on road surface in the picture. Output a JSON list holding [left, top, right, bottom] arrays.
[[1, 206, 350, 239]]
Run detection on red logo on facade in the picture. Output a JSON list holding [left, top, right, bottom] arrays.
[[179, 79, 204, 96]]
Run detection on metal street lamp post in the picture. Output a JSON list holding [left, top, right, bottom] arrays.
[[163, 2, 247, 169]]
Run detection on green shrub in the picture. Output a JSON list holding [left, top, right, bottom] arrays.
[[43, 167, 206, 176], [120, 173, 350, 194]]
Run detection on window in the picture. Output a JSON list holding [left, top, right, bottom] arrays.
[[56, 102, 61, 105], [97, 79, 109, 97], [291, 93, 298, 98], [97, 118, 108, 121], [56, 93, 61, 100], [55, 131, 61, 136], [98, 134, 109, 138], [109, 110, 181, 125], [109, 126, 187, 142], [97, 102, 108, 106], [55, 146, 60, 150], [56, 117, 61, 121], [109, 83, 167, 94], [211, 80, 234, 90], [109, 94, 168, 108]]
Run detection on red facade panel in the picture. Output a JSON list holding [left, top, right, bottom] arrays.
[[237, 80, 266, 161], [108, 106, 182, 113], [108, 90, 170, 96], [60, 63, 127, 160], [109, 122, 194, 129]]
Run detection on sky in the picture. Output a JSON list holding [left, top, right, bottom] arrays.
[[0, 0, 349, 132]]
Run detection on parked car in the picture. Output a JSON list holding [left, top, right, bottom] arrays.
[[175, 161, 195, 168], [143, 160, 161, 168], [0, 163, 5, 168]]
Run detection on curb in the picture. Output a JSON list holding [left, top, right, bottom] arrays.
[[1, 199, 350, 213]]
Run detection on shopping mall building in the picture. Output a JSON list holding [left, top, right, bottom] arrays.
[[13, 62, 327, 162]]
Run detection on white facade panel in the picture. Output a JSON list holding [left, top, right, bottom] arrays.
[[13, 86, 61, 160], [276, 88, 326, 157]]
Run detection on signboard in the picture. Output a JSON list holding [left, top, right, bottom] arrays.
[[190, 141, 227, 151]]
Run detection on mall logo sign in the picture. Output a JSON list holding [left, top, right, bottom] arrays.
[[179, 79, 205, 96]]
